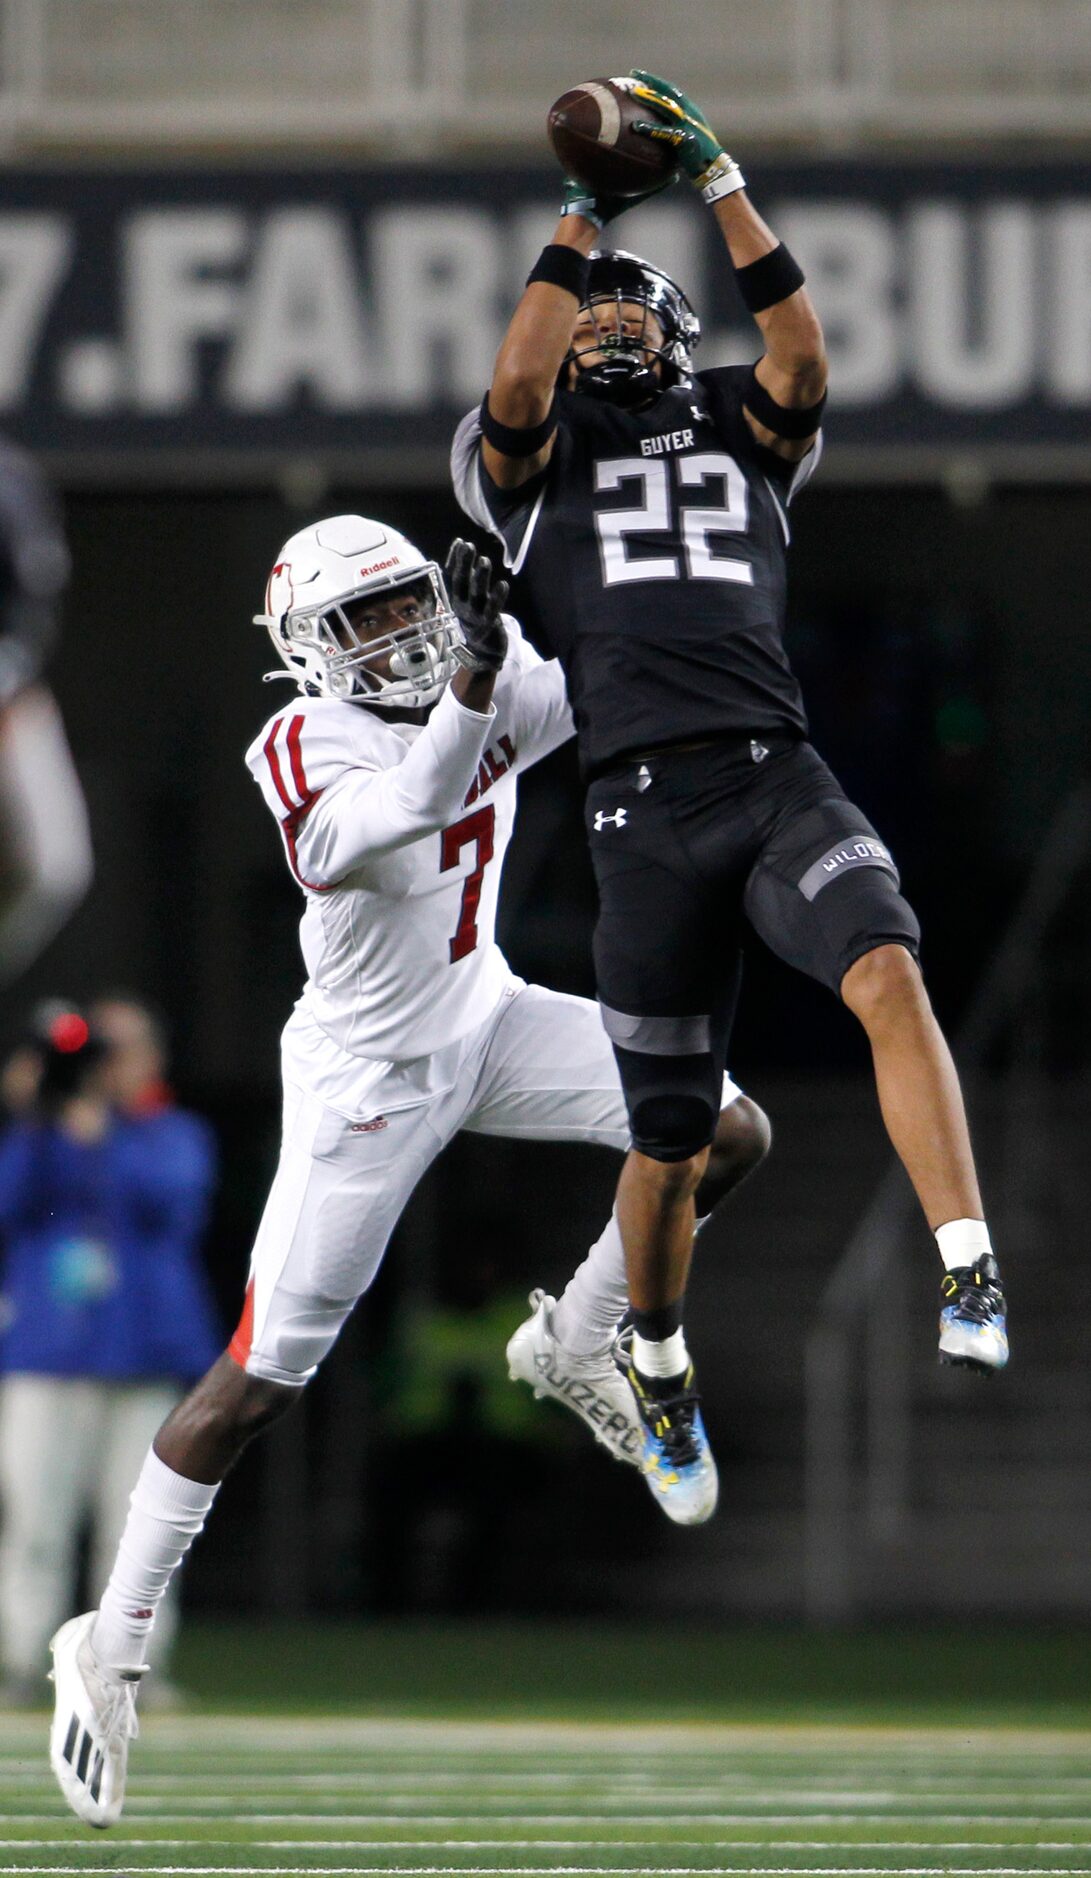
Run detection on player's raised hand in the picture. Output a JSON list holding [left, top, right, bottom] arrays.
[[628, 70, 745, 204], [560, 168, 676, 232], [445, 540, 509, 676]]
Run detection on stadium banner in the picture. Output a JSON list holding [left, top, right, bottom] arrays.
[[1, 162, 1088, 476]]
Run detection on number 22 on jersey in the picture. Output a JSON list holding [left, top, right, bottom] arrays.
[[440, 806, 495, 963], [593, 452, 753, 588]]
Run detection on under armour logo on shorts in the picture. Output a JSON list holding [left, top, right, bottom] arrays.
[[594, 808, 628, 831]]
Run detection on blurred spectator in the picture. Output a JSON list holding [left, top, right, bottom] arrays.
[[0, 1000, 219, 1705], [0, 440, 91, 978]]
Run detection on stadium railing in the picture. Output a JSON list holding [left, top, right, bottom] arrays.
[[0, 0, 1088, 149]]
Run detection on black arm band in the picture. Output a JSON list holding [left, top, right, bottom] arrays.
[[743, 366, 827, 440], [526, 243, 590, 301], [479, 394, 557, 459], [734, 243, 805, 314]]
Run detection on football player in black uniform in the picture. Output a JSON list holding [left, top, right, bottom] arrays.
[[453, 70, 1006, 1523]]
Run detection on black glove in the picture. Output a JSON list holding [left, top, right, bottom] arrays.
[[445, 539, 509, 676]]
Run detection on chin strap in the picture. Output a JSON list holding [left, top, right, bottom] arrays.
[[573, 358, 663, 409]]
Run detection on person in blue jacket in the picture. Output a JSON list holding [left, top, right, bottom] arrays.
[[0, 999, 218, 1704]]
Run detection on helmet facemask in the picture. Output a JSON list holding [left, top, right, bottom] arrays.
[[266, 562, 460, 708], [566, 251, 700, 409]]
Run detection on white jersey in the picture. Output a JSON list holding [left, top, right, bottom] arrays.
[[247, 617, 573, 1065]]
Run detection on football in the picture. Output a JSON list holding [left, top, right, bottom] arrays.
[[547, 77, 678, 199]]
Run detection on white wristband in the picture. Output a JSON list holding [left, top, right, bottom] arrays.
[[699, 154, 746, 204]]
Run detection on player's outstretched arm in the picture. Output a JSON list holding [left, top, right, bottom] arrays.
[[482, 203, 595, 493], [446, 539, 508, 711], [631, 70, 827, 463], [484, 167, 670, 491]]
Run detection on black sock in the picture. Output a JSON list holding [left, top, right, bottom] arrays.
[[630, 1299, 683, 1343]]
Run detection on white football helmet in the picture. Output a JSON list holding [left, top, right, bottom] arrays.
[[255, 514, 460, 708]]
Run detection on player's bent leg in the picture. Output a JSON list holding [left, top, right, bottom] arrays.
[[466, 984, 728, 1515], [840, 943, 982, 1230], [153, 1351, 297, 1483], [695, 1094, 771, 1217], [841, 944, 1007, 1372], [52, 1085, 430, 1828], [615, 1144, 719, 1525], [839, 944, 975, 1195], [745, 782, 1005, 1375], [617, 1142, 709, 1312], [602, 1031, 724, 1526], [49, 1352, 300, 1829]]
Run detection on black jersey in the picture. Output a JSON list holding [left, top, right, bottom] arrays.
[[452, 366, 820, 777]]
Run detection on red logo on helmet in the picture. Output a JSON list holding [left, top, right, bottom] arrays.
[[359, 557, 398, 578], [267, 560, 294, 612]]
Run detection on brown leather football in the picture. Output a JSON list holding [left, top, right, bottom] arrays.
[[547, 78, 678, 199]]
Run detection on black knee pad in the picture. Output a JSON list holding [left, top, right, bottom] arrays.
[[630, 1095, 717, 1163], [612, 1045, 721, 1163]]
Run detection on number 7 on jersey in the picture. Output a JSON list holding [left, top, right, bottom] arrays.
[[440, 806, 495, 963]]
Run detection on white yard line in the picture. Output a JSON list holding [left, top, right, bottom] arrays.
[[4, 1839, 1091, 1851], [7, 1865, 1091, 1877], [10, 1767, 1091, 1797], [8, 1810, 1091, 1826], [8, 1717, 1091, 1753]]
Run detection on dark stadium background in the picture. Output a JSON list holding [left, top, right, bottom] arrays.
[[0, 85, 1086, 1643], [1, 463, 1083, 1633]]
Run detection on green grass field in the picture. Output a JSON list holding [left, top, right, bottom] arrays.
[[4, 1714, 1091, 1876], [4, 1626, 1090, 1877]]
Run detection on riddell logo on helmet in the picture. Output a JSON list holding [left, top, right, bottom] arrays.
[[360, 557, 399, 578]]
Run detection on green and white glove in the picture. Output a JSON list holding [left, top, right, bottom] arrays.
[[560, 167, 677, 232], [628, 69, 746, 206]]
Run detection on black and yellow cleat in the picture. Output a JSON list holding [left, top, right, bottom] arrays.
[[616, 1331, 719, 1525], [939, 1254, 1009, 1373]]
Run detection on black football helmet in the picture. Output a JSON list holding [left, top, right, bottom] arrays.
[[567, 249, 701, 409]]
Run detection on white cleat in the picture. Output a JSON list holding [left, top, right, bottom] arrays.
[[506, 1290, 643, 1466], [49, 1612, 144, 1828]]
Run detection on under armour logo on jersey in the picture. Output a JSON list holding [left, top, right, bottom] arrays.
[[594, 808, 628, 831], [750, 740, 770, 763]]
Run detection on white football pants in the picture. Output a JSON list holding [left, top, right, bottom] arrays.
[[232, 982, 739, 1387]]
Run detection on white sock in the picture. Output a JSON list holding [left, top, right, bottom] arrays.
[[551, 1209, 711, 1357], [935, 1217, 993, 1272], [92, 1448, 219, 1673], [631, 1327, 690, 1379], [550, 1210, 629, 1356]]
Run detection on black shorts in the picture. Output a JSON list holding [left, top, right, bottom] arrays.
[[586, 736, 920, 1155]]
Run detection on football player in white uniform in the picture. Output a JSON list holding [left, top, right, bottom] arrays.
[[48, 515, 768, 1827]]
